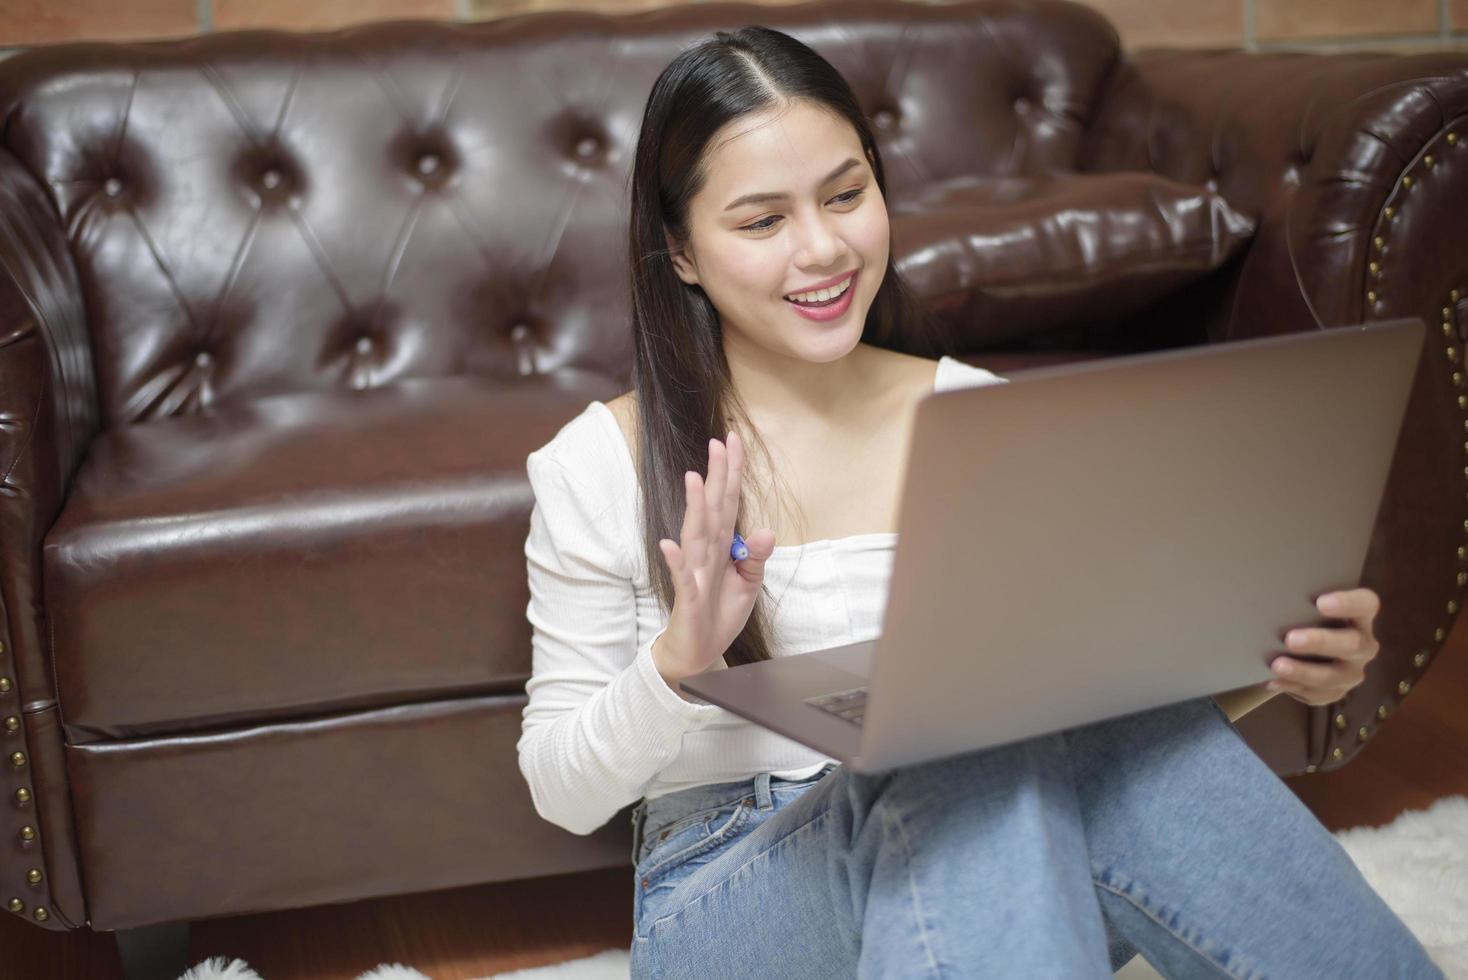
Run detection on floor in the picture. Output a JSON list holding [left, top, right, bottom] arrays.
[[5, 620, 1466, 980]]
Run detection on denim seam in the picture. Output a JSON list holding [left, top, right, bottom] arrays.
[[646, 805, 836, 937], [639, 797, 755, 886], [1092, 877, 1254, 980], [641, 784, 761, 842], [886, 798, 947, 978]]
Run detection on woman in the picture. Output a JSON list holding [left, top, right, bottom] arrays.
[[517, 25, 1440, 979]]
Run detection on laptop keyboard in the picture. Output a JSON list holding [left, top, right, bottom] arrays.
[[805, 686, 868, 726]]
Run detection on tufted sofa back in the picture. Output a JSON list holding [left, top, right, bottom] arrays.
[[0, 0, 1119, 429]]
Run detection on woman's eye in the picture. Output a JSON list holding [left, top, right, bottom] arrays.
[[740, 188, 864, 233]]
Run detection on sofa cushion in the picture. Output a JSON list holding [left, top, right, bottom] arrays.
[[889, 171, 1256, 347], [44, 371, 622, 743]]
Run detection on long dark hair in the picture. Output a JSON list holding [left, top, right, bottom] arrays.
[[627, 24, 950, 667]]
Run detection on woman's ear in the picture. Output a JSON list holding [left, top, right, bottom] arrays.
[[665, 229, 699, 287]]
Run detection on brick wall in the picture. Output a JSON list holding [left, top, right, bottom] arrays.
[[1, 0, 1466, 57]]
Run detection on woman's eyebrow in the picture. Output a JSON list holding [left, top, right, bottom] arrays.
[[722, 157, 863, 211]]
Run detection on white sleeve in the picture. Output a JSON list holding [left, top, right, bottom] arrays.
[[516, 450, 723, 836], [947, 359, 1009, 388]]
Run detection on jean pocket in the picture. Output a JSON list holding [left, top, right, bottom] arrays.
[[636, 794, 755, 888]]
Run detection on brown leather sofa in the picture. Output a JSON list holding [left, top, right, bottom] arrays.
[[1, 0, 1465, 972]]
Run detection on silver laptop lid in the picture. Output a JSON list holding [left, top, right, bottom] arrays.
[[856, 319, 1424, 772]]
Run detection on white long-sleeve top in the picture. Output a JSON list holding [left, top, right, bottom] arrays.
[[517, 354, 1009, 835]]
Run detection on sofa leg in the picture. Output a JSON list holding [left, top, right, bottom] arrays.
[[113, 920, 192, 980]]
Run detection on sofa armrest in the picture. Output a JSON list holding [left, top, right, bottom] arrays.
[[0, 144, 96, 699], [1081, 51, 1468, 775], [0, 145, 95, 928]]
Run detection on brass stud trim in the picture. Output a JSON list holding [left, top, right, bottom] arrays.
[[0, 678, 10, 693], [1458, 396, 1466, 409], [1377, 704, 1390, 720], [1369, 261, 1381, 276], [8, 751, 24, 769], [1357, 726, 1370, 742], [1398, 679, 1412, 695], [1367, 290, 1378, 304], [1305, 764, 1318, 773], [1449, 347, 1458, 362], [32, 907, 47, 922], [1450, 599, 1460, 614], [1425, 155, 1436, 168], [6, 898, 21, 913], [1374, 236, 1385, 250], [25, 868, 41, 885], [1403, 175, 1414, 188], [14, 787, 30, 804], [1459, 546, 1466, 559], [1333, 712, 1347, 730], [1414, 651, 1429, 668], [1450, 132, 1460, 145], [1384, 206, 1395, 219], [1435, 626, 1446, 641], [2, 716, 17, 733], [1458, 571, 1466, 586], [19, 825, 34, 842], [1454, 289, 1463, 303], [1454, 372, 1463, 387], [1331, 747, 1345, 761]]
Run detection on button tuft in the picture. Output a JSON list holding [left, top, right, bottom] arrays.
[[261, 169, 283, 190], [575, 137, 599, 159], [417, 153, 441, 177], [355, 336, 373, 355], [103, 177, 122, 198], [195, 352, 212, 368]]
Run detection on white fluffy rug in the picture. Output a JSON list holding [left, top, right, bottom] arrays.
[[179, 795, 1468, 980]]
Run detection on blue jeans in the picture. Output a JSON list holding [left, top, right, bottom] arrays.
[[627, 695, 1442, 978]]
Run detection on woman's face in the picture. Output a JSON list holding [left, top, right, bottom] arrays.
[[667, 100, 889, 366]]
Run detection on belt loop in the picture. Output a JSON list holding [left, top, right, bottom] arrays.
[[754, 771, 773, 810], [630, 801, 646, 863]]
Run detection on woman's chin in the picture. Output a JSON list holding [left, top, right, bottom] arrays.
[[790, 321, 868, 362]]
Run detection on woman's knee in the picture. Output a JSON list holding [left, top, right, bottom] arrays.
[[843, 731, 1078, 844]]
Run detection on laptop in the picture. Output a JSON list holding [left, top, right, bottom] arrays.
[[680, 318, 1426, 774]]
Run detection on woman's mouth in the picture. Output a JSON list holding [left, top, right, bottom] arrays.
[[783, 270, 858, 322]]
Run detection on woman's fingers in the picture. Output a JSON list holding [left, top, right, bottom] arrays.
[[704, 438, 727, 527], [681, 470, 706, 568], [723, 431, 742, 539], [675, 433, 746, 582], [659, 538, 698, 601]]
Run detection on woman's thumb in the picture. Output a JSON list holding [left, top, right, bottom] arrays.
[[734, 528, 777, 579]]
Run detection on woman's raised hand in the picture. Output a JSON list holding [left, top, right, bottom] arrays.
[[653, 430, 777, 682]]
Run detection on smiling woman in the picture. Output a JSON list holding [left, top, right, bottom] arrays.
[[517, 23, 1445, 980], [625, 32, 952, 675]]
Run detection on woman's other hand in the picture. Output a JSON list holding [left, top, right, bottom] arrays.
[[654, 430, 777, 682], [1268, 588, 1382, 706]]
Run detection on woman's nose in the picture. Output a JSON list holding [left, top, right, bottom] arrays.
[[792, 216, 847, 267]]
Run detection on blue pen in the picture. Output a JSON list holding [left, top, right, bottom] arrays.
[[730, 531, 749, 561]]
